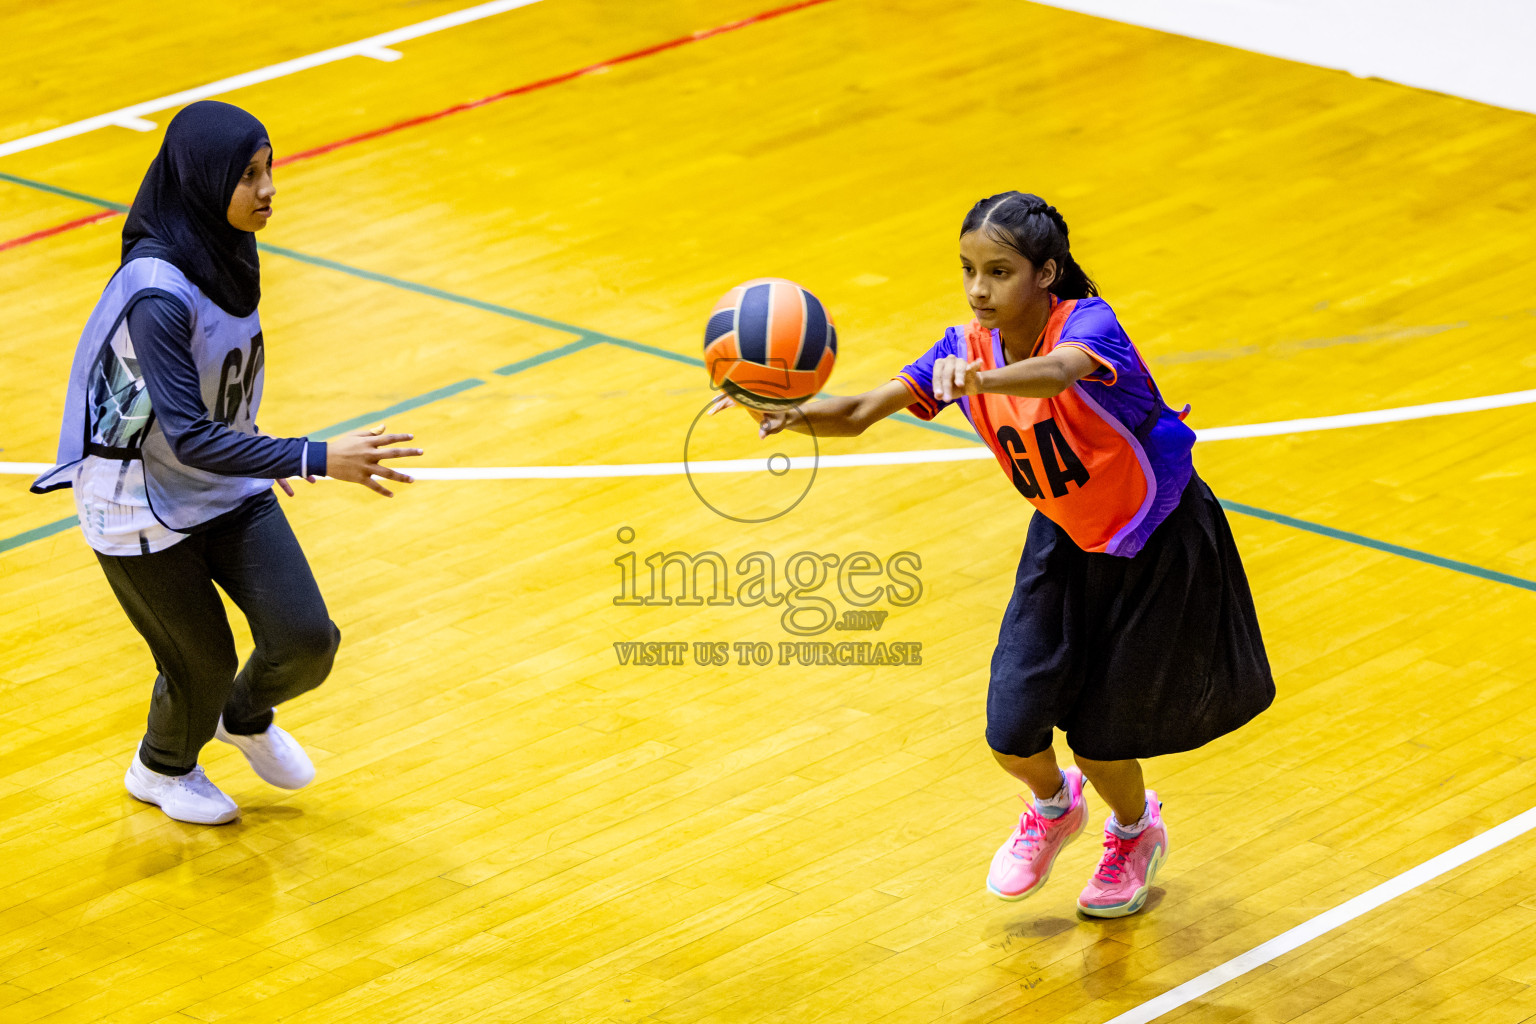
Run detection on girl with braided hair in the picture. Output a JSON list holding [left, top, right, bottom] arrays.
[[712, 191, 1273, 917]]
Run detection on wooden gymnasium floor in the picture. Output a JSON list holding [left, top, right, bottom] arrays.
[[3, 1, 1536, 1021]]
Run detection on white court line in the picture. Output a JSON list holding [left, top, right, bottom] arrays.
[[0, 0, 544, 159], [1194, 388, 1536, 441], [3, 387, 1533, 479], [1104, 803, 1536, 1024]]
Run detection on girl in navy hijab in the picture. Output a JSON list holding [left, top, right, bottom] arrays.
[[121, 99, 267, 316], [34, 100, 422, 825]]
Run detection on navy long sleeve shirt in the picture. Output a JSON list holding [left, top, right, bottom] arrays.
[[127, 295, 327, 478]]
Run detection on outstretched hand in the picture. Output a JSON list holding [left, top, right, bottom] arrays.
[[325, 425, 424, 497], [707, 393, 797, 439]]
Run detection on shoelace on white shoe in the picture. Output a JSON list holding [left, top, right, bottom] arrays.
[[178, 766, 222, 793]]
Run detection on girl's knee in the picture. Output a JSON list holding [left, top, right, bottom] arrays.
[[272, 619, 339, 672], [1072, 750, 1124, 770], [306, 620, 341, 665], [986, 722, 1054, 760]]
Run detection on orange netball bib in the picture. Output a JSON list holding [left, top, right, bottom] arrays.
[[962, 300, 1157, 554]]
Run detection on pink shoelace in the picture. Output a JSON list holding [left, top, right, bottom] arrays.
[[1009, 805, 1052, 856], [1093, 833, 1138, 883]]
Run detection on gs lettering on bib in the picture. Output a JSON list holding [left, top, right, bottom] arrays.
[[212, 331, 265, 426], [894, 296, 1195, 557]]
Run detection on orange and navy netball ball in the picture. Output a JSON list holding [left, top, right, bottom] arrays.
[[704, 277, 837, 410]]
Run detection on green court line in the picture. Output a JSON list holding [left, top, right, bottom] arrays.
[[599, 335, 707, 367], [259, 243, 590, 337], [310, 377, 487, 439], [1219, 500, 1536, 593], [890, 412, 974, 441], [0, 171, 597, 339], [495, 336, 602, 375], [4, 169, 1533, 597], [0, 171, 128, 212], [0, 517, 78, 554]]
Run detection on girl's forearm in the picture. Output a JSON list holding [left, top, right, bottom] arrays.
[[779, 394, 866, 436], [974, 359, 1075, 398]]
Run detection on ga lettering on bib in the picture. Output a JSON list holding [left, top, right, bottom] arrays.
[[895, 297, 1194, 557]]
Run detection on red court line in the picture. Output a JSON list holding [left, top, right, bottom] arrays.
[[0, 208, 120, 252], [276, 0, 836, 166], [2, 0, 839, 252]]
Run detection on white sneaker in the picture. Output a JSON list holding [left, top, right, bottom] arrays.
[[124, 756, 240, 825], [215, 716, 316, 789]]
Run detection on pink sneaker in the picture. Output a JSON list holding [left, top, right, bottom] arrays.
[[986, 767, 1088, 900], [1077, 791, 1168, 918]]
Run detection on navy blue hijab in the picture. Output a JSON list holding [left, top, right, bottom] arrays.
[[122, 101, 270, 318]]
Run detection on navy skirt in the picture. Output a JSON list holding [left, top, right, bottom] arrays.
[[986, 474, 1275, 761]]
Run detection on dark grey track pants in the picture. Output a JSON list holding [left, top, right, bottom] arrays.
[[95, 491, 339, 775]]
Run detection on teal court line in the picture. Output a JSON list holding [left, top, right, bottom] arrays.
[[2, 170, 1533, 597], [1219, 501, 1536, 593], [0, 171, 127, 211]]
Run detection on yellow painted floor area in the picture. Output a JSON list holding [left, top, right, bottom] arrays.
[[2, 1, 1535, 1022]]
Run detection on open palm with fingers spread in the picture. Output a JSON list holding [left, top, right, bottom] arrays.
[[325, 426, 424, 497]]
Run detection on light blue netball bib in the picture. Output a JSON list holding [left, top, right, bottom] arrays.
[[33, 257, 271, 532]]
